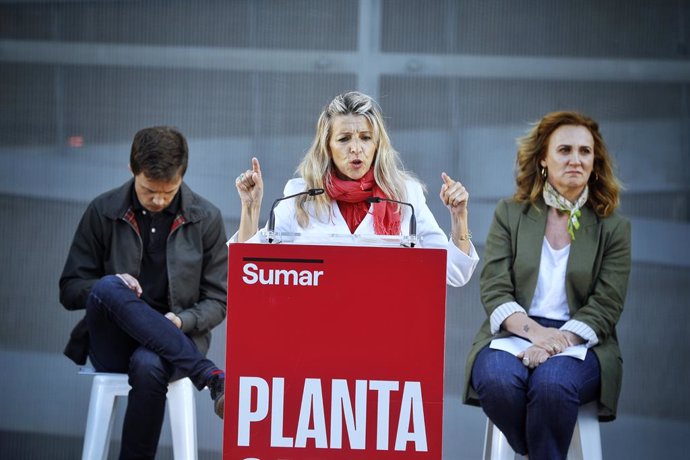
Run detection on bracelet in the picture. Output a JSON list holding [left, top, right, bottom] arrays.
[[450, 230, 472, 245]]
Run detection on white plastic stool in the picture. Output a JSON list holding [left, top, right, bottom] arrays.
[[79, 368, 198, 460], [482, 401, 602, 460]]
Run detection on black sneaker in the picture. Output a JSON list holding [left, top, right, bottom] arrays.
[[208, 371, 225, 419]]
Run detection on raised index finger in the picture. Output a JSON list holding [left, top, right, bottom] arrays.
[[251, 157, 261, 176], [441, 172, 455, 186]]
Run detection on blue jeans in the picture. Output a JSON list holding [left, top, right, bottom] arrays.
[[86, 275, 218, 460], [471, 318, 601, 460]]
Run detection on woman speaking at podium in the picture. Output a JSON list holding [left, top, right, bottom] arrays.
[[231, 91, 478, 287]]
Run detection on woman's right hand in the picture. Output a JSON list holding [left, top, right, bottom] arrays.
[[503, 313, 571, 356], [235, 157, 263, 208], [235, 157, 264, 243], [530, 327, 571, 355]]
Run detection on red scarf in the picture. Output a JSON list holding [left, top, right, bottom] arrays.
[[326, 169, 401, 235]]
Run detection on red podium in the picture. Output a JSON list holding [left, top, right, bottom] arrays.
[[224, 242, 447, 459]]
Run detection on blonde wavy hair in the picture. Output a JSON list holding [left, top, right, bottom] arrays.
[[295, 91, 413, 227], [514, 111, 621, 217]]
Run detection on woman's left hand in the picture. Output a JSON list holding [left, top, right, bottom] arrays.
[[518, 345, 550, 369], [440, 172, 469, 217], [440, 172, 471, 254]]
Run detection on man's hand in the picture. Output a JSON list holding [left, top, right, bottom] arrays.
[[115, 273, 142, 297], [165, 312, 183, 329]]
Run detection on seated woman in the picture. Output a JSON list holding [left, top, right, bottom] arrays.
[[463, 111, 631, 460], [231, 90, 478, 286]]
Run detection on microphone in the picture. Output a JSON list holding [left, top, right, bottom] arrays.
[[267, 188, 325, 243], [366, 196, 417, 247]]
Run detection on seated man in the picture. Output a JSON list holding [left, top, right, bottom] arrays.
[[60, 126, 227, 460]]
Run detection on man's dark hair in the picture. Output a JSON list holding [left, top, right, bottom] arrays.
[[130, 126, 188, 180]]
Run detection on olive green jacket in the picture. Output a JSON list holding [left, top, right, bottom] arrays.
[[463, 198, 631, 421]]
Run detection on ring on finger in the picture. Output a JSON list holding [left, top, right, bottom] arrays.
[[237, 173, 245, 182], [522, 357, 530, 366]]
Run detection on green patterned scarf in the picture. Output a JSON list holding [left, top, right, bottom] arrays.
[[542, 181, 588, 240]]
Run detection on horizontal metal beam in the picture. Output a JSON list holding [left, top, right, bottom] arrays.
[[3, 39, 690, 83]]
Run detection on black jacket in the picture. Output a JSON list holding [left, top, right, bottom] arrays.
[[59, 179, 228, 364]]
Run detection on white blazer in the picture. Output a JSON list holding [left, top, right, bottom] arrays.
[[230, 178, 479, 287]]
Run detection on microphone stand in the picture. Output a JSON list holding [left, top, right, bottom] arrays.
[[267, 188, 324, 243], [366, 196, 417, 247]]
